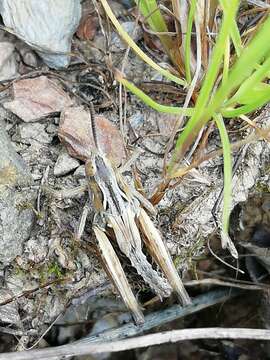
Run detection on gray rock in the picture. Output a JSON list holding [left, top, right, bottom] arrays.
[[111, 21, 142, 51], [0, 120, 34, 264], [0, 289, 20, 324], [3, 76, 73, 122], [128, 112, 144, 130], [54, 149, 80, 177], [73, 164, 86, 179], [0, 0, 81, 69], [24, 236, 48, 263], [0, 42, 18, 81], [19, 123, 51, 144]]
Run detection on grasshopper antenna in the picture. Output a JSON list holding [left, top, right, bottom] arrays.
[[89, 102, 99, 151]]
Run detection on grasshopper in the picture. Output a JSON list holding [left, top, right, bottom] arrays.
[[50, 105, 191, 324]]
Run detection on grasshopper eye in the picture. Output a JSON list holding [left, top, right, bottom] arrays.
[[85, 159, 96, 177]]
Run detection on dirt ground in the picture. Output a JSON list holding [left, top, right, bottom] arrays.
[[0, 1, 270, 359]]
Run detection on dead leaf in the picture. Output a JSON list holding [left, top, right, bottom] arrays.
[[76, 0, 97, 40], [76, 14, 98, 40], [59, 106, 126, 167], [3, 76, 73, 122]]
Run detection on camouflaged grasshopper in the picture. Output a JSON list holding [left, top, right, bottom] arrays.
[[49, 105, 191, 324]]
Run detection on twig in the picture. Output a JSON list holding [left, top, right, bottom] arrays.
[[18, 313, 63, 351], [3, 326, 270, 359], [247, 0, 270, 8], [185, 278, 269, 291], [82, 288, 239, 343], [0, 289, 242, 359], [207, 237, 245, 274], [0, 278, 69, 307]]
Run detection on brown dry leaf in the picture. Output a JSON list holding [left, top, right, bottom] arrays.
[[59, 106, 126, 166], [3, 76, 73, 122], [76, 14, 98, 40], [76, 0, 97, 40]]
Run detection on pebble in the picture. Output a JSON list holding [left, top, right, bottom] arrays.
[[0, 42, 18, 81], [0, 119, 35, 265], [111, 21, 142, 51], [19, 122, 52, 144], [0, 289, 20, 324], [54, 149, 80, 177], [3, 76, 73, 122], [73, 165, 86, 179], [128, 111, 144, 130]]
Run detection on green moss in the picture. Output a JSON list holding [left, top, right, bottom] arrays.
[[16, 200, 45, 220], [255, 182, 270, 193], [47, 262, 64, 278]]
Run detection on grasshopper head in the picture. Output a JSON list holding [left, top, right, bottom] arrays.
[[85, 155, 97, 178]]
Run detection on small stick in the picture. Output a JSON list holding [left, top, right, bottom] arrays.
[[0, 289, 244, 360], [74, 201, 91, 241]]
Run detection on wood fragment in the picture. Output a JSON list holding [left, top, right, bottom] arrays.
[[0, 290, 245, 360]]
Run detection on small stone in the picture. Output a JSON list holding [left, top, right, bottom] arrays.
[[59, 106, 126, 166], [54, 149, 80, 177], [22, 50, 39, 68], [0, 120, 34, 265], [73, 165, 85, 179], [111, 21, 142, 51], [0, 42, 18, 81], [46, 123, 58, 135], [128, 112, 144, 130], [19, 123, 51, 144], [3, 76, 73, 122], [78, 249, 92, 270], [24, 236, 48, 263], [0, 289, 20, 324]]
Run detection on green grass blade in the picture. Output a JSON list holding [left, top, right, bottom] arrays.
[[100, 0, 186, 86], [220, 0, 242, 56], [116, 72, 194, 116], [214, 113, 232, 236], [185, 0, 197, 84], [230, 19, 243, 56], [169, 0, 240, 173], [226, 56, 270, 106], [170, 9, 270, 173], [135, 0, 168, 32], [135, 0, 179, 68], [222, 92, 270, 117]]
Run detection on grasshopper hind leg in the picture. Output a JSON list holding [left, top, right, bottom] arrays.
[[138, 208, 191, 306], [93, 226, 144, 325]]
